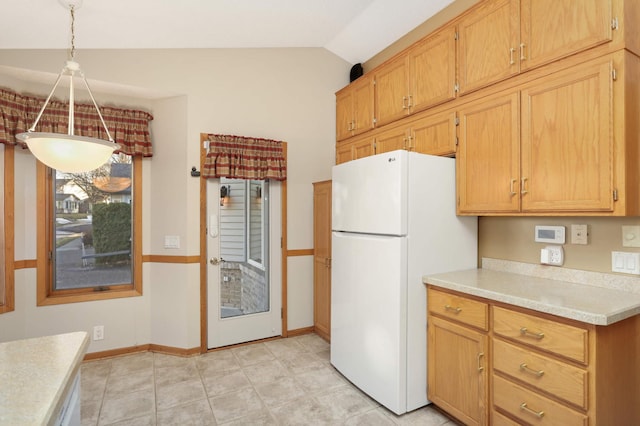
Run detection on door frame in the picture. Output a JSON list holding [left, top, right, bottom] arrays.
[[199, 134, 288, 353]]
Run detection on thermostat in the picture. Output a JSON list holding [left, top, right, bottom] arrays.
[[535, 226, 565, 244]]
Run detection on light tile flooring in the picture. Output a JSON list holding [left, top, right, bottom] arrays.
[[81, 333, 459, 425]]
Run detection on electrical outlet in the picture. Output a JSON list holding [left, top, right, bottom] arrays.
[[540, 245, 564, 266], [93, 325, 104, 341]]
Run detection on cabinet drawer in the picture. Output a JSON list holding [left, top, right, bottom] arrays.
[[492, 306, 588, 363], [491, 409, 521, 426], [493, 375, 588, 426], [428, 288, 489, 330], [493, 339, 587, 410]]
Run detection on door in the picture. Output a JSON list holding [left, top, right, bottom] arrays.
[[313, 181, 332, 342], [521, 59, 613, 212], [331, 231, 408, 415], [428, 316, 488, 426], [457, 0, 519, 94], [374, 56, 409, 127], [207, 178, 282, 348], [332, 149, 407, 236], [457, 91, 520, 214]]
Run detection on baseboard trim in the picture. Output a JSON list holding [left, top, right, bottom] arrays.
[[83, 344, 201, 361], [287, 326, 315, 337], [83, 330, 317, 361]]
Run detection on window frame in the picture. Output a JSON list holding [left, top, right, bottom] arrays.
[[0, 145, 15, 314], [36, 156, 142, 305]]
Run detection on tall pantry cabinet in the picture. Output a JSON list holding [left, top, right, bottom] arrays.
[[313, 180, 332, 342]]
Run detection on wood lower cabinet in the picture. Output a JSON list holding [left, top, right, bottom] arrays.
[[427, 286, 640, 426], [428, 288, 489, 426], [312, 180, 331, 341]]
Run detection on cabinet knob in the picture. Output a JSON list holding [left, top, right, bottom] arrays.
[[509, 47, 516, 65]]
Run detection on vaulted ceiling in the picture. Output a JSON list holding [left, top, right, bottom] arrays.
[[3, 0, 455, 64]]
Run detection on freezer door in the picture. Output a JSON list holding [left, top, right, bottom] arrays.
[[331, 231, 408, 414], [332, 150, 408, 236]]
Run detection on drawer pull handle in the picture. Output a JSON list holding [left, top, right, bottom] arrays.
[[520, 327, 545, 340], [444, 305, 462, 314], [477, 352, 484, 372], [520, 402, 545, 419], [520, 363, 545, 377]]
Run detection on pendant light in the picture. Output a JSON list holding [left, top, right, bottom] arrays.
[[15, 0, 119, 173]]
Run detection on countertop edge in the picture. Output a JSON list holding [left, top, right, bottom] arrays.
[[423, 270, 640, 326], [45, 332, 90, 426]]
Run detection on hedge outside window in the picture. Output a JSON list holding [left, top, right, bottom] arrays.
[[37, 154, 142, 305]]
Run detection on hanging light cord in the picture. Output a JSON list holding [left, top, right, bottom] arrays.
[[69, 5, 76, 60]]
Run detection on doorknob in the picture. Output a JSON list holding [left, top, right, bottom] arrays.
[[209, 257, 224, 265]]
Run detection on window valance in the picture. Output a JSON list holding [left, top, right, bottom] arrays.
[[203, 134, 287, 181], [0, 88, 154, 157]]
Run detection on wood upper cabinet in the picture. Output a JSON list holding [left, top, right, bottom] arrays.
[[374, 106, 458, 157], [520, 58, 613, 213], [335, 133, 375, 165], [411, 108, 458, 157], [458, 0, 519, 95], [458, 53, 628, 215], [313, 180, 332, 342], [458, 0, 614, 95], [457, 91, 520, 214], [520, 0, 611, 71], [375, 25, 457, 127], [336, 75, 374, 142]]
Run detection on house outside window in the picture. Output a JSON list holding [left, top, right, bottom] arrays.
[[37, 154, 142, 305]]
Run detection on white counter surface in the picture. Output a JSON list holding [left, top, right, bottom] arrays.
[[424, 267, 640, 326], [0, 332, 89, 425]]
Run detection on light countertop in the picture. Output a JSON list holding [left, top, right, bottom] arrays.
[[424, 265, 640, 326], [0, 332, 89, 425]]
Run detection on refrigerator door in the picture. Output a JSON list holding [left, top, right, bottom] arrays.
[[332, 150, 408, 236], [331, 231, 408, 414]]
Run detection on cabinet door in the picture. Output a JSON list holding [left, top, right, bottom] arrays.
[[336, 89, 353, 142], [458, 0, 519, 94], [352, 135, 375, 160], [520, 0, 612, 71], [335, 141, 353, 165], [521, 60, 613, 212], [409, 25, 457, 112], [375, 56, 409, 127], [313, 181, 332, 341], [457, 92, 520, 214], [411, 109, 457, 157], [428, 316, 488, 426], [375, 122, 409, 154], [352, 75, 375, 136]]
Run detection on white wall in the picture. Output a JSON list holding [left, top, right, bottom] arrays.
[[0, 48, 350, 351]]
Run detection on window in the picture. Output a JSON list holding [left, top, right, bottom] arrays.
[[247, 180, 267, 270], [37, 154, 142, 305], [219, 178, 269, 269]]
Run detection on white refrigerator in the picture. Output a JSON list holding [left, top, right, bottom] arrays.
[[331, 149, 477, 415]]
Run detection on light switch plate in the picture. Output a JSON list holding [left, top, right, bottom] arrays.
[[622, 226, 640, 247], [612, 251, 640, 275], [164, 235, 180, 249]]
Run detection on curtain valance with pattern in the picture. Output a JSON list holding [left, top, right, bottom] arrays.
[[0, 88, 154, 157], [203, 134, 287, 181]]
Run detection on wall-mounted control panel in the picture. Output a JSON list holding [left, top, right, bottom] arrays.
[[534, 226, 565, 244]]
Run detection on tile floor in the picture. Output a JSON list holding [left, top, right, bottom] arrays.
[[81, 333, 459, 425]]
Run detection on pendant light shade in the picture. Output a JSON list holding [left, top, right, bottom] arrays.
[[15, 3, 119, 173]]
